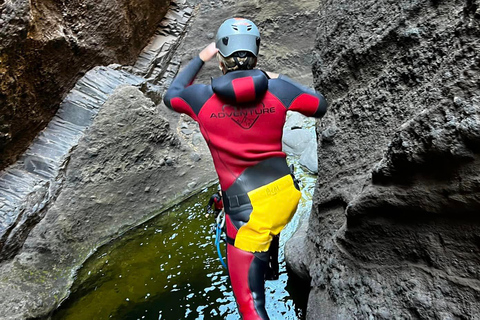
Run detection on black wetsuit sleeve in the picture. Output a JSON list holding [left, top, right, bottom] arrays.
[[163, 56, 215, 118], [271, 74, 328, 118], [163, 56, 204, 110], [207, 195, 215, 207]]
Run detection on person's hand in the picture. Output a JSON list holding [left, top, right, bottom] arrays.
[[199, 42, 218, 62]]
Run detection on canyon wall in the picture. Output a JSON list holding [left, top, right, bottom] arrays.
[[0, 0, 170, 169], [286, 0, 480, 318]]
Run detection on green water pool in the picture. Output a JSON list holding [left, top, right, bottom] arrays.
[[51, 162, 314, 320]]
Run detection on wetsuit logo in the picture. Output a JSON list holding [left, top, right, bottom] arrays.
[[210, 103, 275, 129]]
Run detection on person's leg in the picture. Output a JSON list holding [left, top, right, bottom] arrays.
[[224, 173, 301, 319], [226, 241, 270, 320], [265, 234, 279, 281]]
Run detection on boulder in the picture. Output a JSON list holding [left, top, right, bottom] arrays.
[[300, 138, 318, 173], [287, 0, 480, 318], [283, 128, 314, 156], [0, 0, 170, 169], [0, 84, 215, 319]]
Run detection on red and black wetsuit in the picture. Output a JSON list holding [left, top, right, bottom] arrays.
[[164, 56, 327, 320]]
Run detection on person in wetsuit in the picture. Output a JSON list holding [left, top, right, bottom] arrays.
[[206, 185, 224, 218], [163, 17, 327, 320]]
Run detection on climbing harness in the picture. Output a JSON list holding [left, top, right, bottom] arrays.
[[214, 209, 227, 269]]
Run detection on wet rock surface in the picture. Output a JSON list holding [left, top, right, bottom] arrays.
[[290, 0, 480, 318], [0, 67, 145, 261], [0, 0, 170, 169]]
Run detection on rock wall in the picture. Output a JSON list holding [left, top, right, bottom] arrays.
[[0, 2, 214, 319], [0, 0, 170, 169], [286, 0, 480, 318]]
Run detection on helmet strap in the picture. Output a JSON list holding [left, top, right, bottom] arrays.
[[233, 56, 245, 67]]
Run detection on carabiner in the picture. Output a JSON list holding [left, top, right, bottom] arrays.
[[216, 209, 225, 229]]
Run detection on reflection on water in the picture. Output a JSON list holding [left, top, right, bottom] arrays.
[[52, 160, 315, 320]]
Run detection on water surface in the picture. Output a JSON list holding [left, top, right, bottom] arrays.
[[52, 159, 314, 320]]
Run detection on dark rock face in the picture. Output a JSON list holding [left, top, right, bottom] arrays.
[[0, 0, 170, 170], [295, 0, 480, 318]]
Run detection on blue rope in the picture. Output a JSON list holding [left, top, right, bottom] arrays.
[[215, 225, 227, 269]]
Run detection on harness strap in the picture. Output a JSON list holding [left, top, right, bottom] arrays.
[[226, 193, 250, 208]]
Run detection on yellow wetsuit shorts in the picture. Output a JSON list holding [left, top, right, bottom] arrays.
[[233, 174, 302, 252]]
